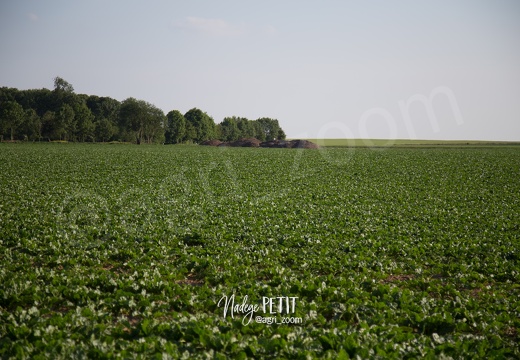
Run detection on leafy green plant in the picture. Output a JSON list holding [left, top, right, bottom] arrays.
[[0, 143, 518, 358]]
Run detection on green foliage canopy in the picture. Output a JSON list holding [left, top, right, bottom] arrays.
[[0, 78, 287, 143], [165, 110, 186, 144], [0, 100, 24, 141], [184, 108, 216, 143]]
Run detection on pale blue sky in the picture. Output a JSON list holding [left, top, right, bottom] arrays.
[[1, 0, 519, 140]]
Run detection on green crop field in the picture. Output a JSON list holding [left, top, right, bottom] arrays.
[[1, 143, 519, 359]]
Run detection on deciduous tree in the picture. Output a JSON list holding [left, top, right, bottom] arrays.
[[74, 102, 95, 142], [165, 110, 186, 144], [0, 101, 25, 140], [119, 98, 166, 144], [21, 108, 42, 141], [95, 118, 116, 142], [184, 108, 216, 143], [256, 117, 285, 141], [220, 117, 240, 141], [57, 104, 75, 141]]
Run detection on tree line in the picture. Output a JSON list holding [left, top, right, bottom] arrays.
[[0, 77, 286, 144]]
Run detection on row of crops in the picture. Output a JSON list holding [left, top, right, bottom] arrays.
[[0, 143, 519, 358]]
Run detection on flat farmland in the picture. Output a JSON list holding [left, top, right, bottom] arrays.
[[303, 138, 520, 147], [0, 143, 519, 358]]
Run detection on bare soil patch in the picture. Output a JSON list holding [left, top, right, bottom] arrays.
[[202, 138, 319, 149], [200, 139, 223, 146]]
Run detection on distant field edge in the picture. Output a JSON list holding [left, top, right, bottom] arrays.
[[291, 138, 520, 147]]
